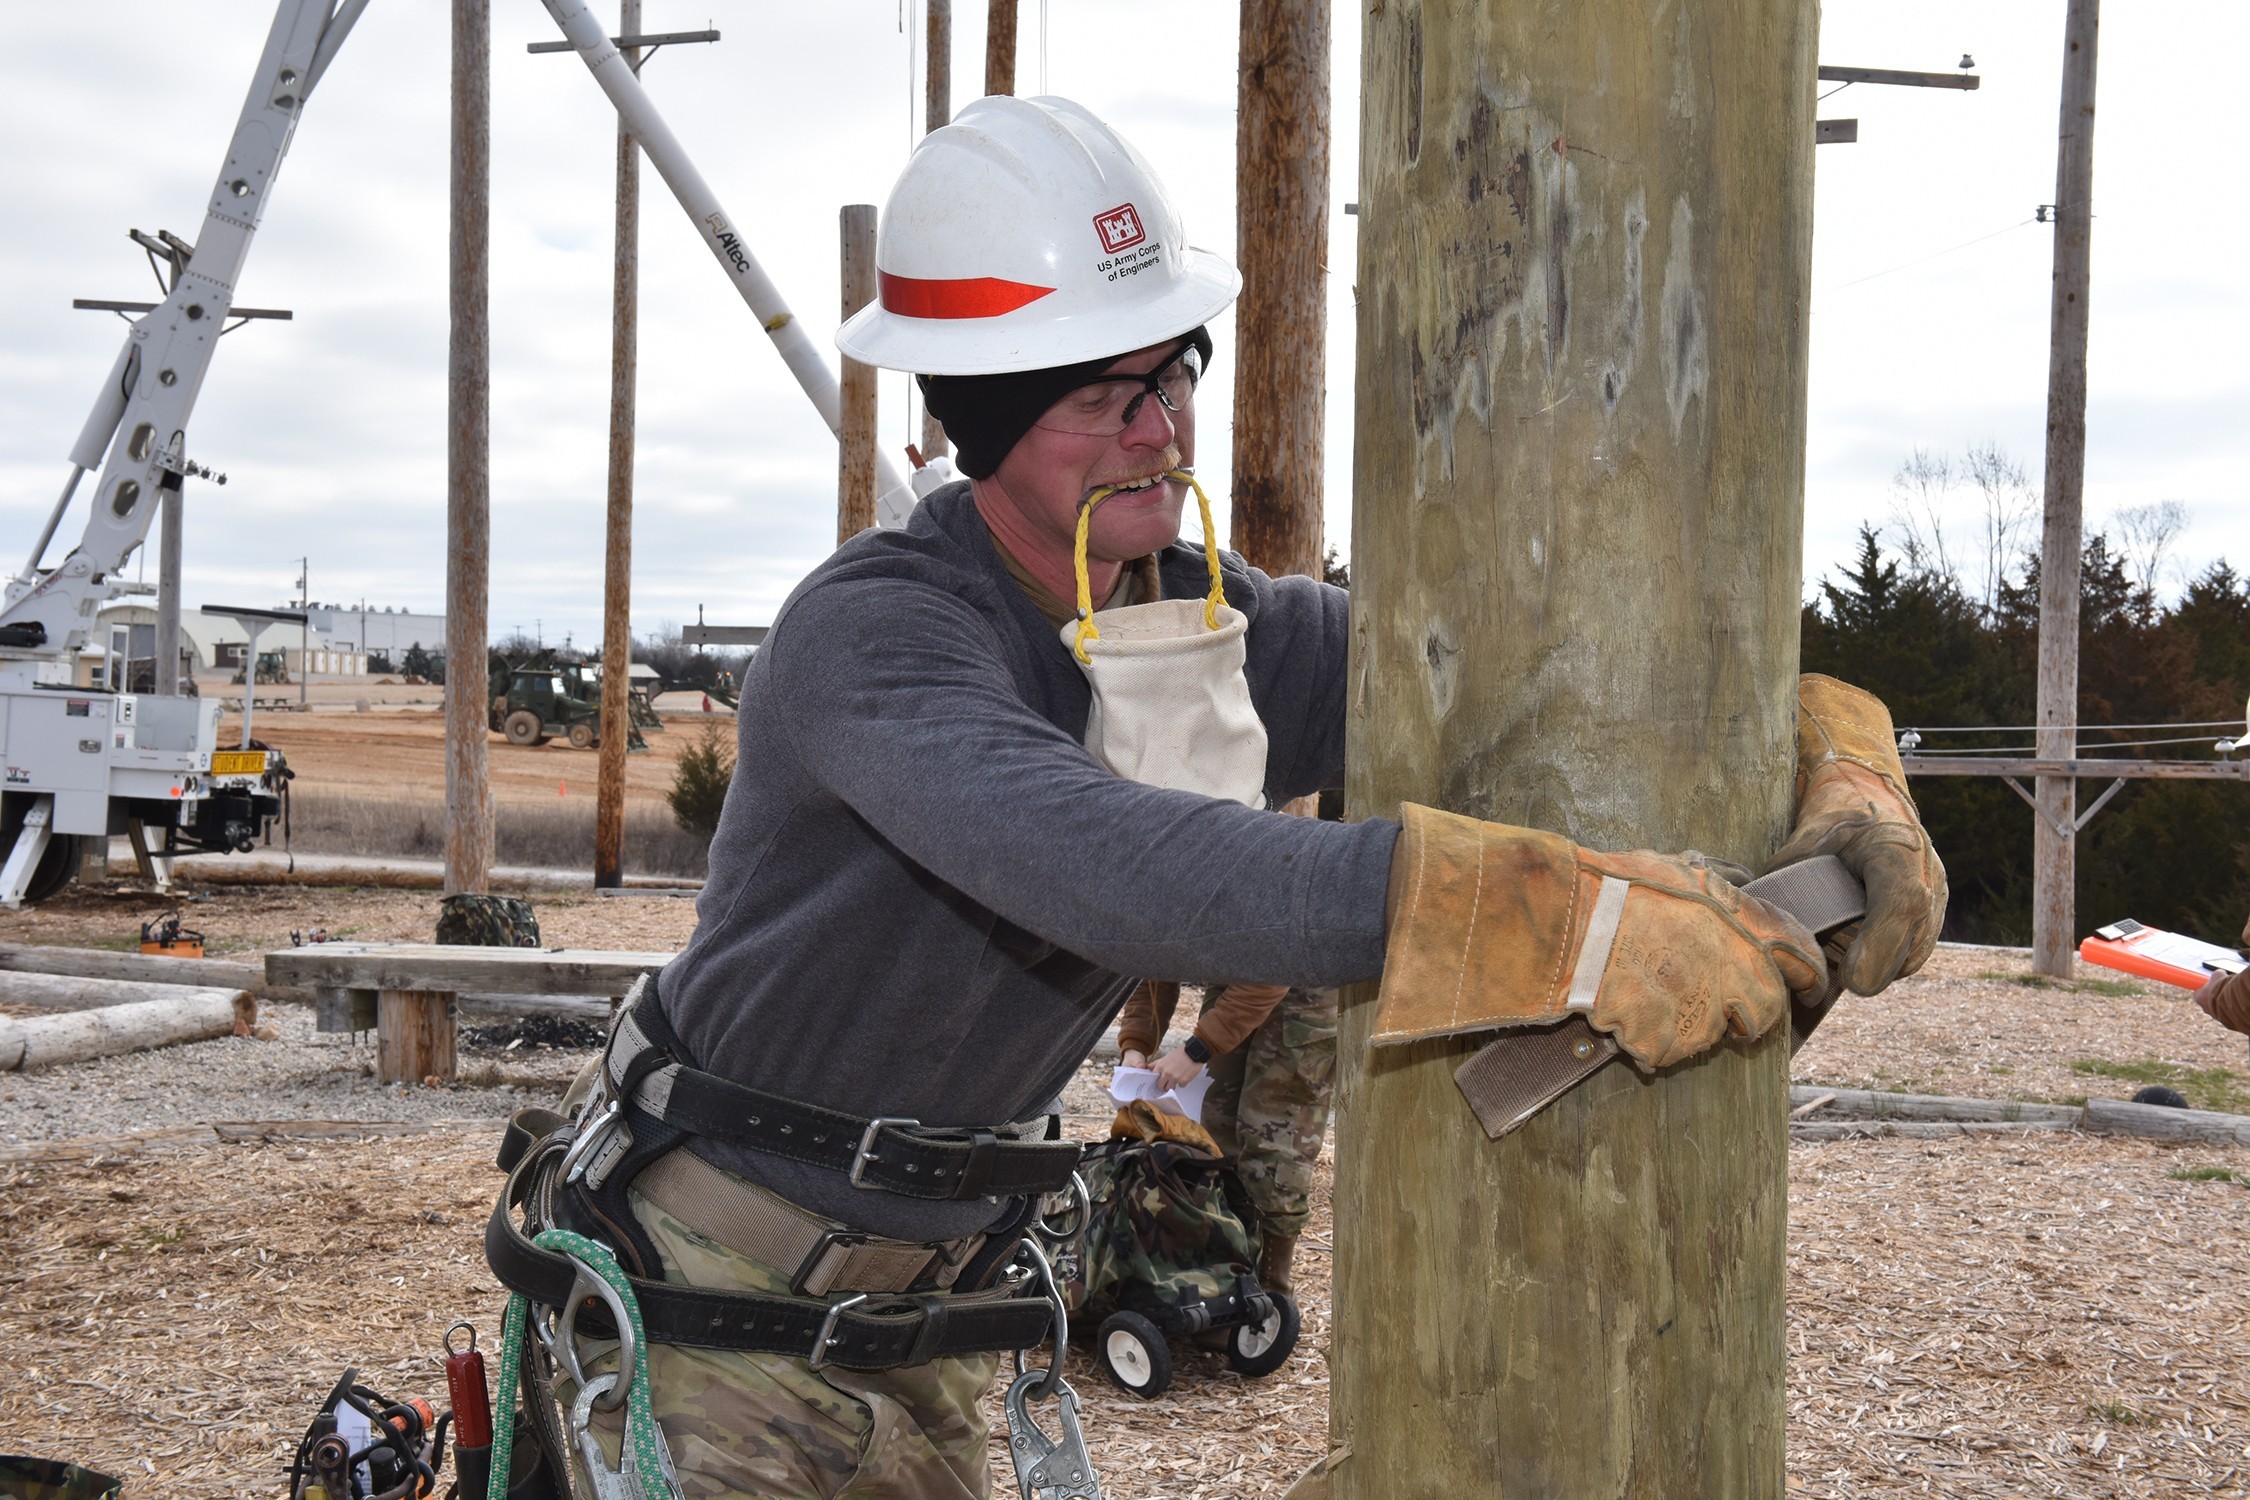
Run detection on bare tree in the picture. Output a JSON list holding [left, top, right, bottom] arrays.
[[1961, 442, 2037, 617], [1886, 447, 1958, 585], [2110, 499, 2189, 605]]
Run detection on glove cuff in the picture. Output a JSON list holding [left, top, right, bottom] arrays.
[[1797, 673, 1914, 808], [1373, 804, 1582, 1045]]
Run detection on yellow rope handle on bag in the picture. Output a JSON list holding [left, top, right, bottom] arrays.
[[1070, 469, 1229, 664]]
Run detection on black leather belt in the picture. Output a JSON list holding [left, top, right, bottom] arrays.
[[484, 1132, 1058, 1371], [614, 987, 1084, 1203]]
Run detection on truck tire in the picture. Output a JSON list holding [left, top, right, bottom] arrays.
[[567, 721, 597, 750], [503, 710, 544, 746], [20, 834, 83, 905]]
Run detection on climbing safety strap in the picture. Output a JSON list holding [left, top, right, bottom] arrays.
[[489, 1229, 679, 1500]]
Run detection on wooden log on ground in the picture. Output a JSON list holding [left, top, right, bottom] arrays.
[[0, 942, 273, 995], [2083, 1097, 2250, 1146], [1788, 1085, 2083, 1126], [1791, 1120, 2076, 1142], [0, 970, 259, 1015], [1334, 0, 1818, 1491], [0, 991, 256, 1072]]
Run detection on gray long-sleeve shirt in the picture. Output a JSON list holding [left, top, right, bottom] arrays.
[[657, 483, 1398, 1240]]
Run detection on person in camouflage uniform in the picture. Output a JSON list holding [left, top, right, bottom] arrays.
[[1125, 982, 1336, 1292]]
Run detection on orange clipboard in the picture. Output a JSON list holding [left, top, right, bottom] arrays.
[[2080, 919, 2249, 991]]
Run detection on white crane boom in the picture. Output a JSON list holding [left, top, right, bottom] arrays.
[[2, 0, 371, 659]]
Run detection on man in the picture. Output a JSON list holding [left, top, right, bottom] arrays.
[[525, 96, 1946, 1496]]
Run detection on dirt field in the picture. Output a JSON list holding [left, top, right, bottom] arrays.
[[2, 867, 2248, 1496], [198, 678, 730, 808]]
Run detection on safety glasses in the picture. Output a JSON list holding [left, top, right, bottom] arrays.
[[1033, 343, 1203, 438]]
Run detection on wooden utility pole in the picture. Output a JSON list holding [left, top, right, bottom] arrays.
[[445, 0, 494, 897], [2033, 0, 2101, 978], [1232, 0, 1330, 580], [921, 0, 952, 462], [594, 0, 643, 891], [1331, 3, 1816, 1494], [983, 0, 1016, 97], [838, 206, 879, 541]]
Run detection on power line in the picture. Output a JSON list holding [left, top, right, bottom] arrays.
[[1820, 216, 2038, 295]]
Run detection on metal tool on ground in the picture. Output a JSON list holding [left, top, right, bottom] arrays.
[[285, 1368, 448, 1500], [138, 912, 204, 958], [1453, 854, 1869, 1139], [0, 0, 363, 907], [444, 1322, 496, 1500]]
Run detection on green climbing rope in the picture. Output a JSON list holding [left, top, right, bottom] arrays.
[[485, 1228, 677, 1500]]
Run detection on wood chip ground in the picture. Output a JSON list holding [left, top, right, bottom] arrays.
[[2, 883, 2247, 1496]]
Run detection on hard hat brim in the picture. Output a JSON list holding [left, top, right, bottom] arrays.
[[835, 247, 1241, 376]]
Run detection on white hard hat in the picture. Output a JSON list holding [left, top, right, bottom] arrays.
[[836, 96, 1240, 376]]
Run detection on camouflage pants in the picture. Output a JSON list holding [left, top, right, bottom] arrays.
[[565, 1190, 999, 1499], [1199, 985, 1338, 1239]]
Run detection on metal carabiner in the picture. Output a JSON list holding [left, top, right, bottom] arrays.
[[560, 1097, 624, 1186], [1008, 1237, 1071, 1401], [1003, 1367, 1103, 1500], [570, 1373, 633, 1500], [538, 1253, 638, 1415]]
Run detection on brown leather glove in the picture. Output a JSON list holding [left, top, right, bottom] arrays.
[[1773, 675, 1948, 997], [1375, 805, 1826, 1071]]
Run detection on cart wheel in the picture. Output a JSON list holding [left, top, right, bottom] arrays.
[[503, 710, 544, 746], [567, 721, 597, 750], [1226, 1291, 1299, 1378], [1095, 1311, 1172, 1399]]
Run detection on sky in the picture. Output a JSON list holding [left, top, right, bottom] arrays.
[[0, 1, 2243, 649]]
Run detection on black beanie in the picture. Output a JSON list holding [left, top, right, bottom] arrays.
[[918, 325, 1214, 480]]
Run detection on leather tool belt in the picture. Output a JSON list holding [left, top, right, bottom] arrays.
[[589, 980, 1085, 1204], [482, 972, 1083, 1371], [485, 1110, 1062, 1372]]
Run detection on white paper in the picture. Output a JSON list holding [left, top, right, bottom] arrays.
[[1110, 1063, 1213, 1123]]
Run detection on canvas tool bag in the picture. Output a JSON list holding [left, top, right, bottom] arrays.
[[1061, 470, 1267, 808]]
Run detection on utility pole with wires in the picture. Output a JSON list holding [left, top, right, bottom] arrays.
[[1231, 0, 1330, 581], [984, 0, 1016, 97], [447, 0, 495, 899], [2033, 0, 2101, 977], [295, 556, 309, 708], [529, 8, 719, 889]]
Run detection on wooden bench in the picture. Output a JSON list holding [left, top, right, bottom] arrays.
[[264, 944, 673, 1083]]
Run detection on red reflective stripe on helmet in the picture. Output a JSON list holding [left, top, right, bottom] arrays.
[[879, 272, 1055, 319]]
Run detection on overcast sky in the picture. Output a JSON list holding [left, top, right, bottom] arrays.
[[1, 1, 2242, 649]]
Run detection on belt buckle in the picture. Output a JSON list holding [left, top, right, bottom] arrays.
[[849, 1116, 921, 1189], [807, 1292, 869, 1372], [791, 1227, 873, 1297]]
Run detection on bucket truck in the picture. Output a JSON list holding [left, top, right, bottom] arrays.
[[0, 0, 370, 905]]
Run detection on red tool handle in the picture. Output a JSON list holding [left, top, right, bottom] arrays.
[[446, 1348, 494, 1450]]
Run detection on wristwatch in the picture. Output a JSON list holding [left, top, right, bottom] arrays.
[[1182, 1035, 1212, 1065]]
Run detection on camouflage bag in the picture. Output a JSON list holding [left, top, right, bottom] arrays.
[[1061, 1125, 1265, 1329], [436, 893, 541, 948]]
